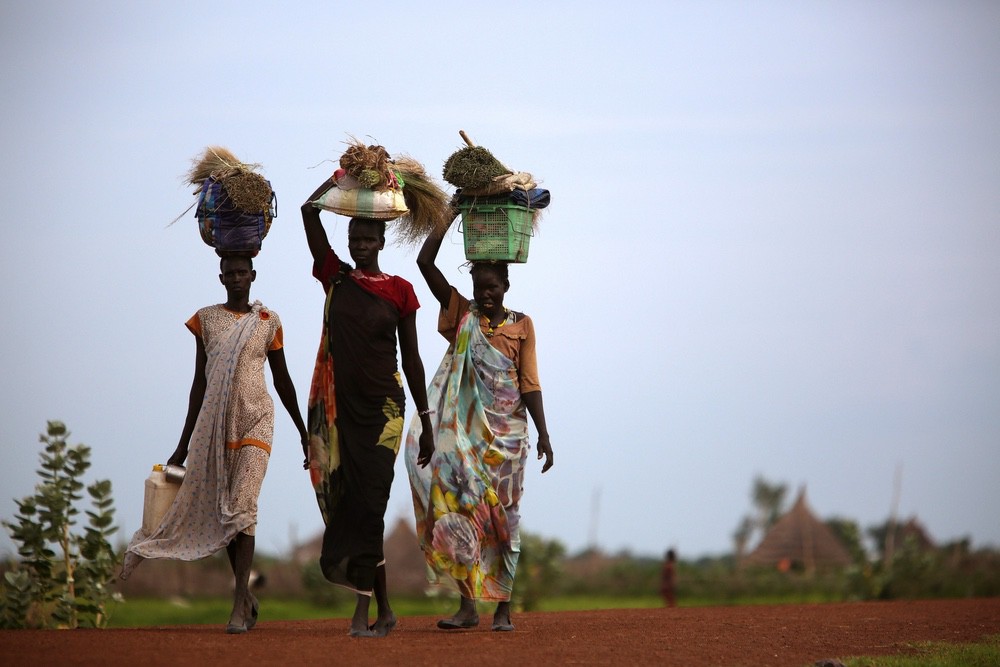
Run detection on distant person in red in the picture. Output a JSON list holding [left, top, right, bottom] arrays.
[[661, 548, 677, 607]]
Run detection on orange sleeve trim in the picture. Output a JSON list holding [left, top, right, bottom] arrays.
[[226, 439, 272, 455], [269, 325, 284, 351], [185, 313, 203, 338]]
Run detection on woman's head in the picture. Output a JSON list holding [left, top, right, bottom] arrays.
[[219, 254, 254, 272], [470, 261, 510, 318], [347, 217, 386, 270], [218, 254, 255, 298]]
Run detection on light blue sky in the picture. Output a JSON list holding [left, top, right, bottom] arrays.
[[2, 1, 998, 560]]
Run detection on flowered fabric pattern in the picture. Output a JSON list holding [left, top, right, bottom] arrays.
[[121, 302, 279, 578], [405, 302, 529, 601]]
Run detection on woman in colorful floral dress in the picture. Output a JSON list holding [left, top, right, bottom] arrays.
[[405, 222, 554, 632], [121, 254, 309, 634]]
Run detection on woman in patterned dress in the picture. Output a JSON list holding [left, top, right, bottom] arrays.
[[121, 254, 309, 634], [301, 177, 435, 638], [404, 221, 554, 632]]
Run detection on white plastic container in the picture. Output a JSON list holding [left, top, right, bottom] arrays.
[[141, 464, 182, 534]]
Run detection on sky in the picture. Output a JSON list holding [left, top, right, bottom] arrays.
[[1, 1, 998, 562]]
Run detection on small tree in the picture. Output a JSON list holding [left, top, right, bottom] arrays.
[[751, 475, 788, 532], [1, 421, 120, 628], [512, 531, 565, 611], [826, 517, 867, 565], [732, 516, 754, 565], [732, 475, 789, 567]]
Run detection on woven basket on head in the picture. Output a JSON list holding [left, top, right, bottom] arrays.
[[187, 146, 275, 255]]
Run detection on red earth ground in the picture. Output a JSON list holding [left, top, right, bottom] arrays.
[[3, 598, 999, 666]]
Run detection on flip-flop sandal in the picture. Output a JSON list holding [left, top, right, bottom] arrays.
[[225, 622, 247, 635], [349, 627, 377, 638], [437, 616, 480, 629]]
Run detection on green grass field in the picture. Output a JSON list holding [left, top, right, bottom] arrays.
[[99, 593, 914, 627], [840, 634, 1000, 667], [105, 595, 665, 627]]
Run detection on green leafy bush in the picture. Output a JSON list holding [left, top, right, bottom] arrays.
[[1, 421, 120, 628], [512, 532, 566, 611]]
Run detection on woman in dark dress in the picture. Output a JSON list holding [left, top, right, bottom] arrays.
[[301, 177, 434, 637]]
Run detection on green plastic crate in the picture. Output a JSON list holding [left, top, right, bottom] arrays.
[[459, 203, 534, 263]]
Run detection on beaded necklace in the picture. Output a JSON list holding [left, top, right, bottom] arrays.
[[481, 309, 511, 338]]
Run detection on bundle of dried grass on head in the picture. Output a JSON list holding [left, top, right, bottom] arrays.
[[328, 137, 451, 247], [442, 145, 511, 190], [392, 155, 451, 246], [339, 139, 397, 190], [186, 146, 273, 214], [178, 146, 275, 255]]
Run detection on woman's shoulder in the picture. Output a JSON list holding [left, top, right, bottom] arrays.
[[492, 311, 533, 340], [385, 273, 416, 289], [188, 304, 225, 336], [384, 273, 421, 303], [250, 304, 280, 335], [509, 310, 533, 328], [258, 305, 281, 324], [194, 303, 222, 319]]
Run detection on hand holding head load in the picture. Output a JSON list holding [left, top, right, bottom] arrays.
[[309, 137, 451, 247]]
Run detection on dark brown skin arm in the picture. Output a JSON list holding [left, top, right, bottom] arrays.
[[169, 336, 208, 466], [302, 177, 336, 270], [522, 390, 553, 472], [267, 347, 310, 469], [416, 213, 460, 310], [398, 312, 435, 467]]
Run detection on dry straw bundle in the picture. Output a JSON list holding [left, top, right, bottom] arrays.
[[186, 146, 273, 214], [173, 146, 275, 256], [442, 145, 510, 190], [326, 137, 452, 246], [393, 155, 452, 246], [442, 131, 537, 198], [339, 140, 396, 189]]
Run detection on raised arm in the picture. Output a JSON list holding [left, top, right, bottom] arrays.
[[416, 213, 459, 310], [301, 177, 335, 270], [169, 336, 208, 467]]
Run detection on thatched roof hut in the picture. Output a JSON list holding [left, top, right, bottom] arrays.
[[292, 515, 428, 595], [743, 488, 852, 572], [381, 516, 430, 595], [893, 517, 936, 551]]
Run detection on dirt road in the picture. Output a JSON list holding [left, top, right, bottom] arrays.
[[3, 598, 999, 666]]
